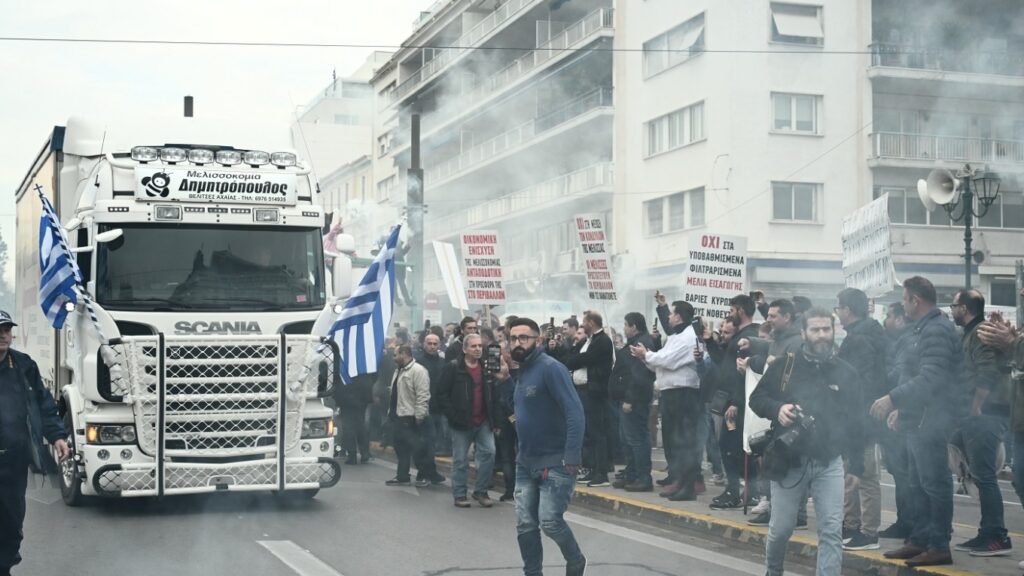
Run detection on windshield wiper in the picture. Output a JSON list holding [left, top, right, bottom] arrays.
[[101, 298, 193, 310]]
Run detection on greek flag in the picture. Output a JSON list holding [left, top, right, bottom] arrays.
[[37, 189, 80, 329], [328, 225, 400, 385]]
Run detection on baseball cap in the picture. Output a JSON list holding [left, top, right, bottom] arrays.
[[0, 310, 17, 327]]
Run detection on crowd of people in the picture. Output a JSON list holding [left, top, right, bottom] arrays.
[[336, 276, 1024, 575]]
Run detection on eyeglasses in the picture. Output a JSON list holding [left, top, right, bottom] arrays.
[[949, 303, 963, 309], [509, 335, 537, 344]]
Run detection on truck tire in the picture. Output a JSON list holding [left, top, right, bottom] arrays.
[[59, 412, 85, 507]]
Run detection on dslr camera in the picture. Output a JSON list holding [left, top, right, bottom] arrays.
[[748, 407, 816, 456]]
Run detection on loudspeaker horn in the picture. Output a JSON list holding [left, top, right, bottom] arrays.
[[925, 168, 960, 206], [917, 179, 937, 212]]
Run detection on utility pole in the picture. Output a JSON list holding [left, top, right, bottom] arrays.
[[407, 113, 424, 329]]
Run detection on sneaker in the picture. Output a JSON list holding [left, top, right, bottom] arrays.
[[711, 489, 738, 505], [843, 531, 880, 551], [453, 497, 471, 508], [586, 477, 610, 488], [472, 492, 494, 508], [750, 497, 770, 516], [429, 473, 447, 485], [414, 478, 430, 488], [967, 536, 1012, 557], [385, 477, 411, 486], [878, 523, 910, 540], [566, 555, 587, 576], [1018, 560, 1024, 570], [842, 527, 858, 543], [499, 493, 515, 502], [576, 473, 596, 485], [747, 511, 771, 526], [710, 473, 726, 486], [954, 534, 985, 552], [614, 470, 627, 480], [709, 494, 743, 510]]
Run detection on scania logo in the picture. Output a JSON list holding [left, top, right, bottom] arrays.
[[174, 321, 262, 335]]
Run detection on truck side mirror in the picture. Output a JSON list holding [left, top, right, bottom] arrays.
[[332, 253, 352, 300], [334, 233, 355, 254]]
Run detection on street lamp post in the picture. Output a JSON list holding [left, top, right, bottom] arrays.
[[941, 164, 1001, 289]]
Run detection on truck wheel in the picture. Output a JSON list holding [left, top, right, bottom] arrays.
[[59, 412, 85, 507]]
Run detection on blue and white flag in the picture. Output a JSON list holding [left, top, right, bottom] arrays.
[[37, 187, 80, 329], [328, 225, 400, 385]]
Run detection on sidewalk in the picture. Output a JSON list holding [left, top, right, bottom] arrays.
[[370, 442, 1021, 576]]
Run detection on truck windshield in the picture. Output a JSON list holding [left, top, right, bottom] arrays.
[[96, 224, 326, 311]]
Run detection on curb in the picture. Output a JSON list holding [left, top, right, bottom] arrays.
[[369, 443, 978, 576]]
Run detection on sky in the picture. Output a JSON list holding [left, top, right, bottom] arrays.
[[0, 0, 431, 284]]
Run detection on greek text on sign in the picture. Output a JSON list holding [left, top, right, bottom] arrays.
[[684, 234, 748, 321], [841, 194, 897, 298], [135, 166, 298, 205], [574, 214, 617, 301], [461, 231, 506, 305]]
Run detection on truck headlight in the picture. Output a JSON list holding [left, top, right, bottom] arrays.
[[254, 208, 279, 223], [301, 419, 334, 439], [154, 205, 182, 221], [242, 150, 270, 166], [131, 146, 159, 162], [86, 424, 138, 445]]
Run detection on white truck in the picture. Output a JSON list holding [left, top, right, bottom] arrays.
[[15, 117, 353, 504]]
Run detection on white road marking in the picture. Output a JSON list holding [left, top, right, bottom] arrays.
[[258, 540, 344, 576], [565, 512, 766, 576]]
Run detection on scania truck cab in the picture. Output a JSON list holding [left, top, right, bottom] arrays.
[[15, 117, 351, 504]]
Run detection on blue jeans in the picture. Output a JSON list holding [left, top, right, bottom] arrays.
[[880, 428, 912, 530], [1013, 430, 1024, 508], [907, 429, 954, 551], [960, 415, 1008, 538], [699, 407, 724, 476], [620, 402, 652, 485], [451, 422, 495, 499], [766, 457, 844, 576], [514, 464, 585, 576]]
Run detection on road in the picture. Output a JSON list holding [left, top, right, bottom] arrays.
[[18, 458, 807, 576]]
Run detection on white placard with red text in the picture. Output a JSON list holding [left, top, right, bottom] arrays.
[[460, 231, 507, 305], [574, 214, 617, 301], [683, 234, 748, 321]]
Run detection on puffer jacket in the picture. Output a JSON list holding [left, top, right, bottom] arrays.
[[621, 333, 656, 408], [889, 308, 966, 433], [838, 317, 889, 439]]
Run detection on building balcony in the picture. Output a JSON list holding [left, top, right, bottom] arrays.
[[419, 8, 614, 136], [870, 132, 1024, 168], [393, 0, 546, 104], [868, 42, 1024, 88], [426, 162, 613, 238], [424, 88, 613, 188]]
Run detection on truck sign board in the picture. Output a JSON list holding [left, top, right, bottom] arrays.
[[135, 166, 297, 205]]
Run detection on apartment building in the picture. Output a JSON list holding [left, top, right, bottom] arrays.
[[614, 0, 1024, 313], [373, 0, 616, 317]]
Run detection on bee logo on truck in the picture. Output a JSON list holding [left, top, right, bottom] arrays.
[[141, 172, 171, 197]]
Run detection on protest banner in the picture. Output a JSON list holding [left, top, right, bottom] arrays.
[[842, 194, 897, 298], [433, 241, 470, 311], [574, 213, 617, 301], [460, 231, 506, 305], [683, 234, 748, 321]]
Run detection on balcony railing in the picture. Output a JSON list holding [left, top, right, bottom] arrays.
[[870, 42, 1024, 78], [427, 162, 613, 233], [394, 0, 543, 102], [421, 8, 614, 134], [425, 88, 613, 185], [873, 132, 1024, 165]]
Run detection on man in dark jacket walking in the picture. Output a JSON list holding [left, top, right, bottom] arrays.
[[509, 317, 587, 576], [414, 333, 450, 459], [564, 311, 614, 488], [437, 333, 504, 508], [750, 308, 864, 576], [835, 288, 888, 551], [614, 312, 657, 491], [0, 311, 69, 576], [950, 289, 1012, 556], [873, 277, 965, 567]]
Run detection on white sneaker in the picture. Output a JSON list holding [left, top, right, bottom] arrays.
[[750, 496, 771, 515], [1019, 559, 1024, 570]]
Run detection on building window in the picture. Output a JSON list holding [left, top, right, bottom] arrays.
[[644, 187, 706, 236], [991, 278, 1018, 307], [877, 187, 1024, 229], [643, 12, 706, 78], [377, 175, 396, 202], [645, 101, 706, 157], [770, 3, 824, 46], [772, 181, 819, 222], [378, 132, 393, 157], [772, 93, 821, 134]]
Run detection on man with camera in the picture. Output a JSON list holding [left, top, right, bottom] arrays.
[[749, 308, 864, 576]]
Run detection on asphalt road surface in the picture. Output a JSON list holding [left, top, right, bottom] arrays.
[[18, 458, 810, 576]]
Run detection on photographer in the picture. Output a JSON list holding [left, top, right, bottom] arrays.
[[749, 308, 864, 576]]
